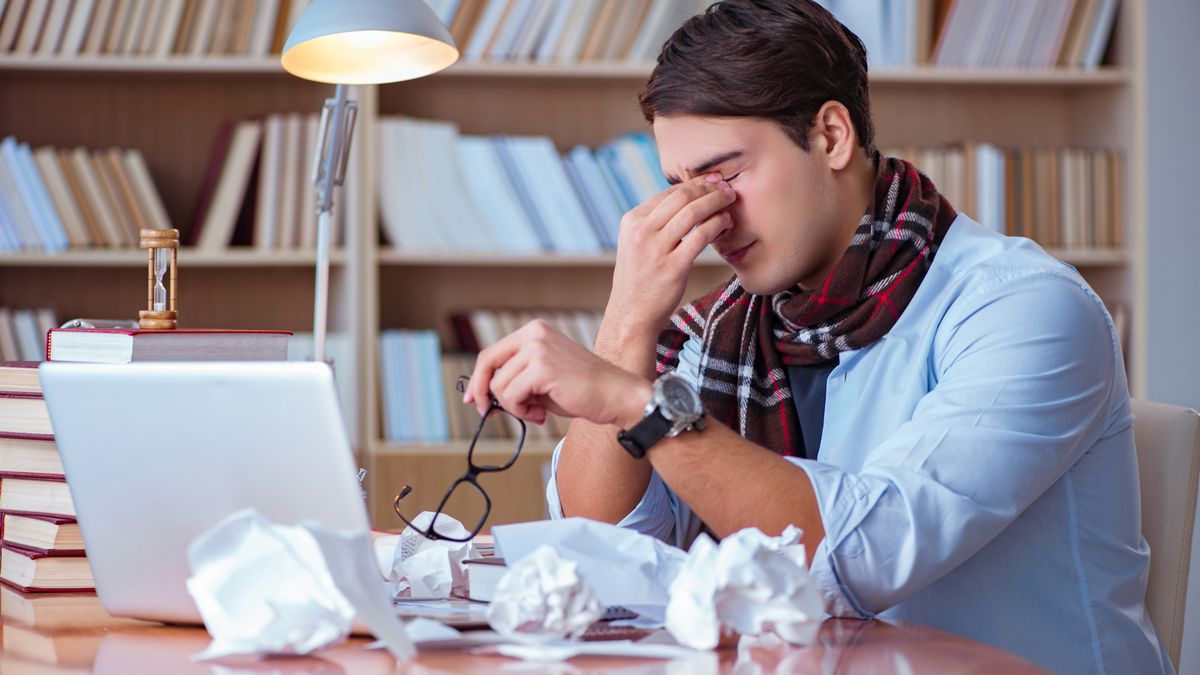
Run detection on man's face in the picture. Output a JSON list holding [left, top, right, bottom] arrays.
[[653, 115, 846, 295]]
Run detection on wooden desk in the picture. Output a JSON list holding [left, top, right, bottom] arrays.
[[1, 587, 1048, 674]]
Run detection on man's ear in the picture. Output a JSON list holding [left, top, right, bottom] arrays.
[[812, 101, 858, 172]]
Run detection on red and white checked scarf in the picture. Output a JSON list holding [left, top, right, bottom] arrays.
[[654, 156, 956, 456]]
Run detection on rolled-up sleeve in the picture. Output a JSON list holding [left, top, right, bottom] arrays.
[[795, 272, 1120, 616]]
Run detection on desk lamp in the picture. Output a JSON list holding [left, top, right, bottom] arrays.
[[281, 0, 458, 362]]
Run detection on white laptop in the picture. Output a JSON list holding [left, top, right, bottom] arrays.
[[38, 361, 371, 624]]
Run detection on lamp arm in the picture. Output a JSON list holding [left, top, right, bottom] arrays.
[[312, 83, 358, 364]]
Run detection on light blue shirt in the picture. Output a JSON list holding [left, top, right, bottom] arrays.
[[546, 216, 1172, 674]]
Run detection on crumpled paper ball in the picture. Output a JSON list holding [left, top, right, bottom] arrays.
[[665, 525, 825, 650], [185, 510, 359, 660], [485, 545, 604, 641], [374, 512, 471, 599]]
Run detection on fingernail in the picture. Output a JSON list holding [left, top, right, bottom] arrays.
[[705, 173, 721, 183]]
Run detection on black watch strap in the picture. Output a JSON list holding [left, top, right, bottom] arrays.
[[617, 407, 672, 459]]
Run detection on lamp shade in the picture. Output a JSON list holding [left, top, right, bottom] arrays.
[[281, 0, 459, 85]]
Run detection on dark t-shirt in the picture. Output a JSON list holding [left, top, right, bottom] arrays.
[[786, 363, 836, 460]]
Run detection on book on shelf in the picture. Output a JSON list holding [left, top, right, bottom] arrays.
[[0, 307, 57, 362], [2, 512, 83, 554], [884, 144, 1124, 252], [0, 136, 171, 252], [933, 0, 1118, 69], [45, 327, 292, 364], [0, 0, 307, 57], [189, 112, 348, 252], [0, 540, 93, 592], [0, 474, 74, 517], [379, 116, 672, 255], [379, 310, 603, 445]]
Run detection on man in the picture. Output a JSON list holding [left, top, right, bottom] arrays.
[[465, 1, 1170, 672]]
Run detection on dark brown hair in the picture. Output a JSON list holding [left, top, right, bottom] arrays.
[[639, 0, 877, 159]]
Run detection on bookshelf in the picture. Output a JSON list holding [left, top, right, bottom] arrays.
[[0, 2, 1145, 531]]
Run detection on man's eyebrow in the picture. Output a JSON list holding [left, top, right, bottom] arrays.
[[664, 150, 744, 185]]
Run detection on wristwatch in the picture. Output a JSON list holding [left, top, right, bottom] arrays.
[[617, 373, 706, 459]]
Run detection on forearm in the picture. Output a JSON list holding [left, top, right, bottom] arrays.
[[555, 315, 658, 521], [648, 420, 825, 561]]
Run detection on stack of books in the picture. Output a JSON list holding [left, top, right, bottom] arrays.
[[0, 361, 93, 593], [0, 329, 291, 592], [0, 136, 172, 253], [0, 0, 311, 58], [0, 307, 57, 361]]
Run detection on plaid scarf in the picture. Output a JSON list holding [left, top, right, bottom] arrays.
[[654, 156, 956, 456]]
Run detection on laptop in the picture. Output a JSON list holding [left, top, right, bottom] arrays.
[[38, 361, 371, 624]]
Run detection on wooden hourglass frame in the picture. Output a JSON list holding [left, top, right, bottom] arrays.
[[138, 228, 179, 330]]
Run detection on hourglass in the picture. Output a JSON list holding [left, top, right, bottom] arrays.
[[138, 229, 179, 330]]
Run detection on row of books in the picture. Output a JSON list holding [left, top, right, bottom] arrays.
[[0, 307, 56, 362], [887, 144, 1125, 250], [434, 0, 712, 65], [187, 116, 354, 252], [932, 0, 1118, 69], [0, 137, 171, 253], [0, 0, 310, 58], [379, 309, 603, 444], [380, 117, 667, 254], [0, 362, 93, 594]]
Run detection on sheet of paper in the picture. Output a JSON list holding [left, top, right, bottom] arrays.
[[492, 518, 688, 622]]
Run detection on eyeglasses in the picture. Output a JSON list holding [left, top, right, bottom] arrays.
[[392, 376, 526, 542]]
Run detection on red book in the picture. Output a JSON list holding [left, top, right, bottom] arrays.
[[0, 541, 93, 593], [0, 431, 63, 478], [46, 327, 292, 363], [0, 361, 40, 394], [0, 392, 51, 437], [1, 513, 83, 555], [0, 475, 74, 519]]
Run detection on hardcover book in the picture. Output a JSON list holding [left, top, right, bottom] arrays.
[[46, 328, 292, 364], [0, 541, 93, 593], [2, 513, 83, 554]]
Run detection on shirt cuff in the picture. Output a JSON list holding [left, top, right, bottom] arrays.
[[786, 456, 878, 619]]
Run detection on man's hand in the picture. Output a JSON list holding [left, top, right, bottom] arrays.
[[604, 173, 737, 339], [464, 320, 652, 428]]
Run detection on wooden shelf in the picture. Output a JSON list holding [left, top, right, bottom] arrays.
[[378, 247, 1123, 268], [378, 249, 725, 267], [0, 248, 348, 267], [0, 55, 288, 74], [439, 62, 1131, 86], [0, 55, 1130, 87]]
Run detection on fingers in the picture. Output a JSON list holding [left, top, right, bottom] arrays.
[[660, 185, 735, 244], [674, 208, 734, 262], [644, 175, 726, 233], [465, 332, 524, 413]]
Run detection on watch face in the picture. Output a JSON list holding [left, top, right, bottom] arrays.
[[659, 376, 700, 420]]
